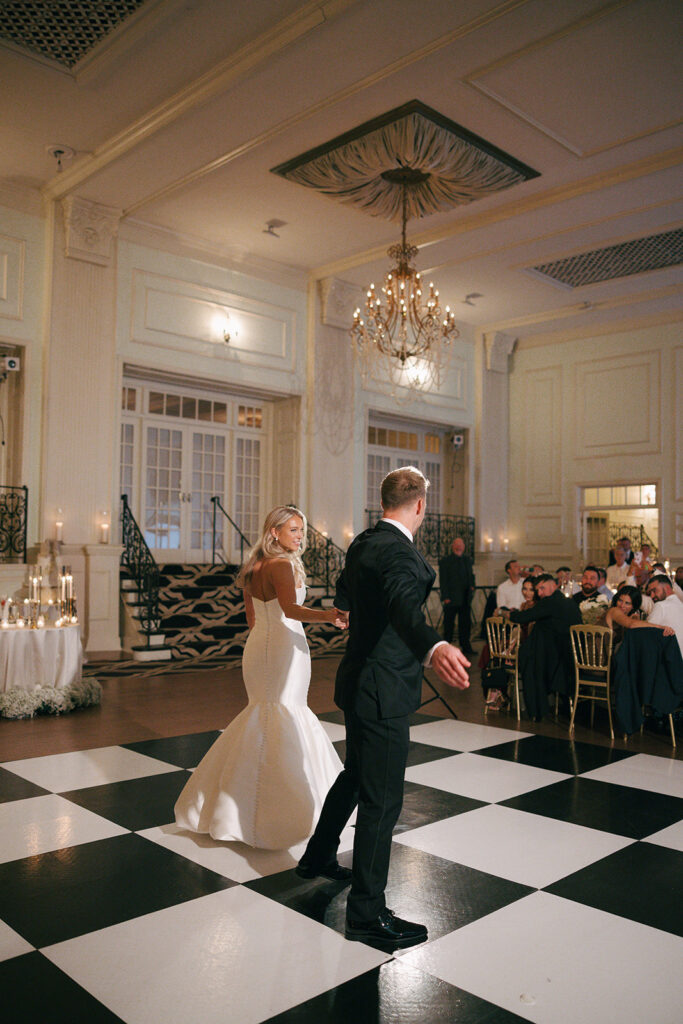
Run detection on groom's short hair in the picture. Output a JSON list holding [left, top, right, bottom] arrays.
[[381, 466, 429, 510]]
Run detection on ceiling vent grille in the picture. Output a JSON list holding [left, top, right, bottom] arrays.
[[530, 228, 683, 288], [0, 1, 147, 69]]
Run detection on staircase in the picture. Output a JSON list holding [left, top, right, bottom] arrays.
[[156, 563, 249, 660]]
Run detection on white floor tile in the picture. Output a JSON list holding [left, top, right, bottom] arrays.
[[644, 819, 683, 853], [0, 919, 33, 963], [582, 753, 683, 798], [0, 795, 128, 864], [405, 752, 569, 803], [139, 822, 356, 883], [2, 746, 180, 792], [393, 804, 634, 888], [410, 719, 532, 751], [44, 887, 390, 1024], [403, 891, 683, 1024]]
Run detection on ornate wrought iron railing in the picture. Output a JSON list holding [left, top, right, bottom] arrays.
[[0, 484, 28, 563], [608, 523, 658, 560], [211, 496, 252, 567], [303, 523, 347, 595], [120, 494, 161, 639], [366, 509, 475, 564]]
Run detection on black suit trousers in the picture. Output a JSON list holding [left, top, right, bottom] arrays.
[[443, 601, 471, 648], [301, 708, 410, 922]]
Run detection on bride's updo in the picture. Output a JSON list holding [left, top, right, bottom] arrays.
[[238, 505, 308, 589]]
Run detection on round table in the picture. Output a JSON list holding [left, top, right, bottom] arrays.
[[0, 624, 83, 693]]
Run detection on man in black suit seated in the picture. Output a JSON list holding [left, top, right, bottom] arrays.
[[439, 536, 476, 655], [501, 572, 582, 720], [297, 467, 470, 950]]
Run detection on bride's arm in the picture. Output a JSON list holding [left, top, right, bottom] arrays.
[[268, 559, 342, 624], [244, 590, 255, 630]]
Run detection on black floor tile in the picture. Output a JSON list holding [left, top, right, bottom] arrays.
[[248, 841, 532, 944], [1, 951, 125, 1023], [394, 781, 484, 834], [0, 832, 236, 947], [264, 959, 527, 1023], [501, 776, 683, 839], [477, 734, 634, 775], [122, 730, 221, 768], [545, 841, 683, 936], [0, 766, 50, 804], [333, 739, 457, 768], [61, 770, 191, 831]]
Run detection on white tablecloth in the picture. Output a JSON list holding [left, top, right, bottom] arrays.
[[0, 625, 83, 693]]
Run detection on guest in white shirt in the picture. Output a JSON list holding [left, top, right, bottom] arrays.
[[606, 546, 630, 589], [652, 563, 683, 603], [647, 574, 683, 659], [496, 560, 524, 611], [597, 567, 614, 601]]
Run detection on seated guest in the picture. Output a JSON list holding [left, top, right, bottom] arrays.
[[675, 566, 683, 591], [651, 563, 683, 602], [496, 559, 524, 611], [556, 567, 580, 595], [609, 536, 634, 566], [605, 585, 675, 648], [628, 546, 653, 589], [572, 566, 610, 624], [486, 577, 537, 711], [501, 573, 582, 720], [646, 574, 683, 659], [606, 545, 630, 589], [596, 567, 614, 601]]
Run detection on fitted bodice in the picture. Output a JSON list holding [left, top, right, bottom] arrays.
[[243, 585, 309, 706]]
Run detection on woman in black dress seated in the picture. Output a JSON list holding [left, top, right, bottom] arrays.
[[605, 585, 674, 649]]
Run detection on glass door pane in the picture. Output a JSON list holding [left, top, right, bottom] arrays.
[[144, 425, 183, 556], [189, 430, 227, 561], [233, 436, 261, 560]]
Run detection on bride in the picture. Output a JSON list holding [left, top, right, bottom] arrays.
[[174, 505, 346, 850]]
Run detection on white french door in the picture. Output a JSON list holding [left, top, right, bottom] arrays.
[[143, 424, 229, 562]]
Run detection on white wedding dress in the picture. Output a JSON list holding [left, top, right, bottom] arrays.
[[174, 586, 342, 849]]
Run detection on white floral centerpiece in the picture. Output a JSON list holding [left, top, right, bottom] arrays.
[[579, 593, 609, 625]]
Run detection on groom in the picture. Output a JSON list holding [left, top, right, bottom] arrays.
[[297, 466, 470, 950]]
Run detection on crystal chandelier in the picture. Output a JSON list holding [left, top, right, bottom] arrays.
[[351, 168, 458, 397]]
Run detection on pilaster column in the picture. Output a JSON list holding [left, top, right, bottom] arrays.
[[475, 331, 517, 554]]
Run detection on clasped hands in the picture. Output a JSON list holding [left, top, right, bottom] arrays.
[[330, 608, 349, 629]]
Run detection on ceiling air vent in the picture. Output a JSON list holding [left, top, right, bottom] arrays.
[[0, 0, 148, 69], [530, 228, 683, 288]]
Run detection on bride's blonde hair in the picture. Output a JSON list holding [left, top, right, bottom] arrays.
[[237, 505, 307, 589]]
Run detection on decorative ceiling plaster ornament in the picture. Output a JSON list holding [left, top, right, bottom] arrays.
[[484, 331, 517, 373], [319, 277, 361, 330], [61, 196, 121, 266], [272, 101, 538, 221]]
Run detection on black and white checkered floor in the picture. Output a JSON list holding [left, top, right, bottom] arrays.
[[1, 712, 682, 1023]]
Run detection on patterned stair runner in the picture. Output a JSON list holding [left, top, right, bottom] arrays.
[[158, 564, 346, 661]]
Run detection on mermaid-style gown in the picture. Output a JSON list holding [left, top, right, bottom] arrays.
[[174, 586, 342, 849]]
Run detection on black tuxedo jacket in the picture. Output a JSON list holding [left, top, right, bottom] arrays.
[[334, 520, 441, 720]]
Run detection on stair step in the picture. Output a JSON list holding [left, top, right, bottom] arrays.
[[131, 646, 173, 662]]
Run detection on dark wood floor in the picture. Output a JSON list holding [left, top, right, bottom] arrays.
[[1, 647, 680, 763]]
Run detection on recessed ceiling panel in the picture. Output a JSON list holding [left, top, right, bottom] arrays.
[[467, 0, 683, 156]]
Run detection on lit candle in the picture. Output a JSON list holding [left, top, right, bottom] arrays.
[[485, 536, 493, 552], [37, 615, 45, 628], [17, 618, 25, 628], [55, 516, 64, 542], [1, 621, 9, 629], [99, 521, 110, 544], [503, 537, 509, 552]]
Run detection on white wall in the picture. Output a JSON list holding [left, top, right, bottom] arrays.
[[508, 321, 683, 568]]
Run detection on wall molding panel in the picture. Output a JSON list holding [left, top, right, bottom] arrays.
[[573, 349, 661, 458], [0, 233, 25, 321], [675, 345, 683, 501], [130, 269, 296, 371], [523, 364, 562, 506]]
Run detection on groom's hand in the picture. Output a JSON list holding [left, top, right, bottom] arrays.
[[430, 643, 470, 689], [333, 608, 349, 629]]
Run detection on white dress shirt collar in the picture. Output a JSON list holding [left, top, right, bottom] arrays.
[[380, 517, 413, 542]]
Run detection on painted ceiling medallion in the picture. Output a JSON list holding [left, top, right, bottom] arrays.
[[271, 101, 539, 221]]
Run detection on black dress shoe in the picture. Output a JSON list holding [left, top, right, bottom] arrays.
[[345, 908, 427, 949], [295, 859, 352, 883]]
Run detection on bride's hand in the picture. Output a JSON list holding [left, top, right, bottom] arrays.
[[329, 607, 349, 629]]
